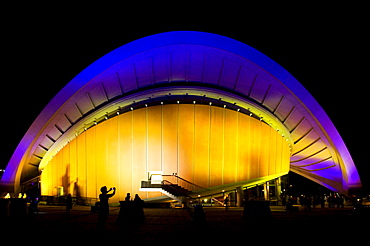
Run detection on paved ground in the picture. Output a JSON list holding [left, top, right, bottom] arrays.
[[1, 205, 367, 243]]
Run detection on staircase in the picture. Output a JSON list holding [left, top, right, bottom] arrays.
[[160, 189, 182, 204], [160, 181, 191, 204], [143, 174, 282, 206], [141, 174, 201, 204], [162, 181, 190, 196], [160, 183, 225, 207]]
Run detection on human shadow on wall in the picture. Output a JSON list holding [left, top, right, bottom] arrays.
[[62, 164, 70, 195], [73, 178, 83, 205]]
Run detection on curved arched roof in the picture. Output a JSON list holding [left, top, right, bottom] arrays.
[[1, 31, 361, 194]]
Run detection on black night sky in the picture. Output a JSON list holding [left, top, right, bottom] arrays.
[[1, 5, 368, 192]]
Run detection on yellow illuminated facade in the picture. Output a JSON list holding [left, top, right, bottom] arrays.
[[41, 104, 290, 203]]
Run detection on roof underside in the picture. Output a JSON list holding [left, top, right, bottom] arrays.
[[2, 31, 361, 194]]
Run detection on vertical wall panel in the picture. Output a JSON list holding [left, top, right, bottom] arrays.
[[106, 117, 120, 202], [259, 125, 270, 177], [193, 105, 210, 188], [95, 122, 107, 198], [50, 158, 56, 196], [209, 107, 224, 186], [76, 132, 87, 199], [269, 128, 277, 175], [249, 119, 261, 180], [86, 128, 96, 199], [69, 138, 77, 197], [224, 109, 238, 184], [119, 112, 133, 199], [178, 105, 194, 182], [56, 150, 63, 195], [237, 113, 250, 181], [147, 106, 163, 198], [41, 167, 50, 196], [62, 144, 70, 195], [162, 105, 178, 175], [49, 158, 56, 195], [132, 109, 147, 198], [281, 139, 290, 174], [77, 134, 84, 198], [147, 106, 162, 172], [275, 135, 283, 174]]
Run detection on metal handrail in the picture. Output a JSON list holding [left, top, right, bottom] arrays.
[[162, 174, 205, 192]]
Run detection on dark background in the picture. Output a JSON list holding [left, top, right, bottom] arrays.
[[1, 5, 368, 193]]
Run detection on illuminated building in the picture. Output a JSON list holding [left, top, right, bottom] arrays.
[[0, 31, 361, 204]]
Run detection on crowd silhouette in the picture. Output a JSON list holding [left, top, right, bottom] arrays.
[[284, 194, 350, 212], [96, 187, 145, 230]]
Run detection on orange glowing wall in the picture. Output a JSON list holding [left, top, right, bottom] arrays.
[[41, 104, 290, 203]]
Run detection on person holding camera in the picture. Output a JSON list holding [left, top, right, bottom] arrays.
[[97, 186, 116, 230]]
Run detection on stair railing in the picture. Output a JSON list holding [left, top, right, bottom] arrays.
[[162, 174, 205, 192]]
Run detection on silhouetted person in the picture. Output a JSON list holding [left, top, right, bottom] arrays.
[[134, 194, 145, 222], [66, 194, 73, 215], [338, 195, 344, 208], [224, 195, 229, 211], [286, 197, 293, 212], [194, 204, 206, 222], [97, 186, 116, 231], [125, 193, 131, 202], [28, 195, 39, 214], [134, 194, 143, 202]]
